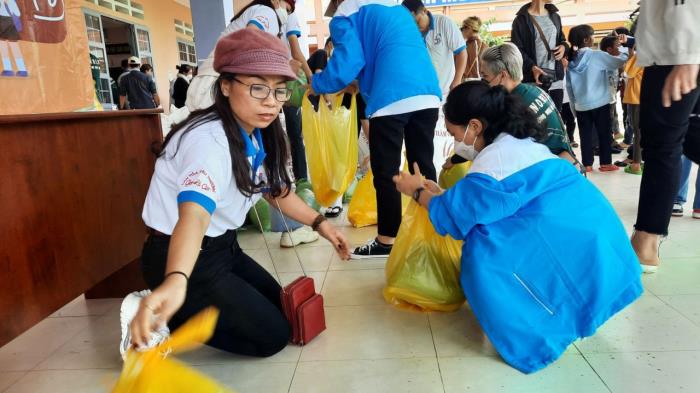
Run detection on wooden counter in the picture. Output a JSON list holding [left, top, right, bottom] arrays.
[[0, 109, 163, 346]]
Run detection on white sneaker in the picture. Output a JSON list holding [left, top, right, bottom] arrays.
[[280, 225, 319, 248], [119, 290, 170, 360], [672, 203, 684, 217]]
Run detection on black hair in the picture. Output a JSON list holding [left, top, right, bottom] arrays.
[[154, 73, 292, 198], [121, 59, 129, 69], [443, 80, 547, 146], [231, 0, 283, 38], [567, 24, 595, 62], [325, 37, 333, 48], [599, 35, 617, 53], [402, 0, 425, 13], [176, 64, 192, 74], [614, 26, 630, 36], [140, 63, 153, 73]]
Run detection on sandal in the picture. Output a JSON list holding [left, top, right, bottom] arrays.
[[614, 160, 629, 167], [625, 165, 643, 175], [325, 206, 343, 218], [599, 164, 620, 172]]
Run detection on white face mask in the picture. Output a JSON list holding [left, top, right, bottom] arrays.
[[454, 127, 479, 161], [186, 74, 193, 81], [276, 7, 288, 25]]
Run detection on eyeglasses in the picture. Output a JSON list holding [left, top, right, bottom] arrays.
[[234, 78, 291, 103]]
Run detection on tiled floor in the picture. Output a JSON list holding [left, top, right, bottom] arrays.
[[1, 163, 698, 393]]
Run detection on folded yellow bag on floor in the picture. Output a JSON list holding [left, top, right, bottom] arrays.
[[301, 93, 358, 207], [384, 201, 464, 312], [112, 307, 234, 393]]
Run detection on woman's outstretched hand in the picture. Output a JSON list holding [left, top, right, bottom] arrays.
[[129, 275, 187, 350], [317, 221, 351, 260], [393, 163, 425, 197]]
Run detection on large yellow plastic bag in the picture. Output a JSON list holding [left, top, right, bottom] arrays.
[[301, 93, 359, 207], [438, 161, 472, 189], [383, 201, 465, 312], [112, 307, 235, 393], [347, 169, 411, 228]]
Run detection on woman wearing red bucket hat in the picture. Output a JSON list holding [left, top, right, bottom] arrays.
[[120, 28, 350, 359]]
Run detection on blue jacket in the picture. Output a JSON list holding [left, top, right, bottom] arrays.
[[311, 0, 441, 117], [428, 134, 642, 373], [566, 47, 628, 112]]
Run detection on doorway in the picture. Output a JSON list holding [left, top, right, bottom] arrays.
[[83, 11, 154, 109]]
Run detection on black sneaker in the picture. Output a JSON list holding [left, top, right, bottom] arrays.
[[672, 203, 684, 217], [351, 238, 392, 259]]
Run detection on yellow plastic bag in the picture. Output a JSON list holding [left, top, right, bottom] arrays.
[[301, 93, 359, 207], [438, 161, 472, 189], [112, 307, 235, 393], [383, 201, 465, 312], [347, 168, 411, 228]]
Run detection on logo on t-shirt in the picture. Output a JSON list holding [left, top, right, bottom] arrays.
[[253, 15, 270, 30], [182, 169, 216, 193]]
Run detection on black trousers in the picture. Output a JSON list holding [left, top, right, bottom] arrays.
[[576, 104, 613, 166], [369, 108, 438, 238], [547, 88, 564, 113], [561, 102, 577, 142], [283, 105, 307, 181], [141, 231, 290, 357], [635, 65, 700, 235]]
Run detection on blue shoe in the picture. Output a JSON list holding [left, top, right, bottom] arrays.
[[1, 70, 14, 77], [16, 70, 28, 77]]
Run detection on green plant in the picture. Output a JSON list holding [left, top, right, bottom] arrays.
[[479, 18, 505, 47]]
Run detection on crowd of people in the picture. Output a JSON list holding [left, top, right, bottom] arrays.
[[116, 0, 698, 375]]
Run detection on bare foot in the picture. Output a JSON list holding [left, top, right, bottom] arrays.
[[631, 230, 660, 267]]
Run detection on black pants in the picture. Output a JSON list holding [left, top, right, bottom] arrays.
[[547, 88, 563, 113], [561, 102, 577, 142], [369, 108, 438, 237], [576, 104, 613, 166], [141, 231, 290, 357], [283, 105, 307, 181], [635, 65, 700, 235]]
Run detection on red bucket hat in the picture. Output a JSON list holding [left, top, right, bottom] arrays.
[[213, 28, 296, 80]]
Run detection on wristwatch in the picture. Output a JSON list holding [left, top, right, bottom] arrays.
[[412, 187, 425, 202]]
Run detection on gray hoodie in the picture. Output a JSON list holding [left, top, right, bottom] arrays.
[[636, 0, 700, 67]]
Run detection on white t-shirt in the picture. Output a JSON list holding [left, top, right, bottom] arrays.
[[185, 5, 280, 111], [142, 120, 267, 237], [424, 13, 465, 96], [283, 12, 302, 51]]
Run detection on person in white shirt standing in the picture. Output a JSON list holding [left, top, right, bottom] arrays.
[[119, 29, 350, 359], [402, 0, 467, 97]]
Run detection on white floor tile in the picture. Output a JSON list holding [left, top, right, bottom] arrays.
[[178, 341, 302, 366], [195, 361, 297, 393], [585, 351, 700, 393], [35, 313, 122, 370], [290, 358, 443, 393], [49, 296, 120, 318], [643, 258, 700, 295], [657, 294, 700, 327], [269, 246, 334, 273], [4, 369, 119, 393], [299, 305, 434, 361], [576, 292, 700, 354], [328, 251, 388, 271], [0, 317, 92, 371], [440, 355, 608, 393], [321, 269, 386, 307], [0, 372, 25, 393]]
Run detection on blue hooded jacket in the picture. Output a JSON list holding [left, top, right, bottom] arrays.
[[311, 0, 441, 117], [427, 134, 643, 373], [566, 47, 628, 112]]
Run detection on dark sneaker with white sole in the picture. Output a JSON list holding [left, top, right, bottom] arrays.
[[350, 238, 392, 259], [672, 203, 684, 217]]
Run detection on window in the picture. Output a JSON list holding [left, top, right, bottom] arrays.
[[177, 40, 197, 66], [174, 19, 194, 38], [85, 0, 144, 19]]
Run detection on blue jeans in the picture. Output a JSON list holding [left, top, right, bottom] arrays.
[[675, 155, 700, 209], [270, 206, 303, 233]]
